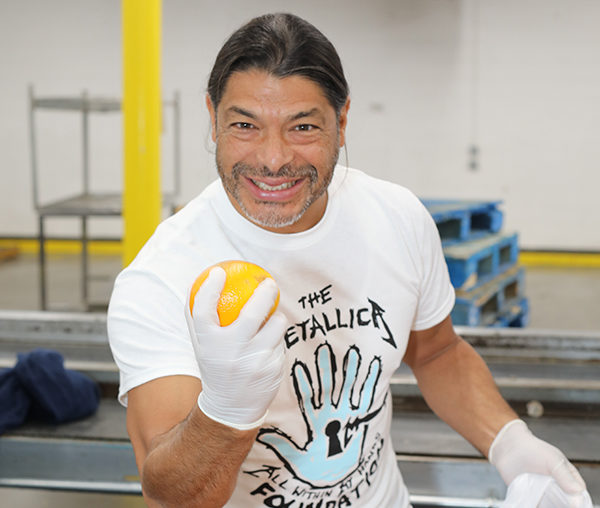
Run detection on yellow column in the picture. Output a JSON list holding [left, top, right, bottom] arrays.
[[122, 0, 162, 266]]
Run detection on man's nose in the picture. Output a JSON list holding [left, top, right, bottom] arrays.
[[256, 131, 294, 171]]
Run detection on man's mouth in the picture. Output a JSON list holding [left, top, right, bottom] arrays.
[[250, 179, 300, 192]]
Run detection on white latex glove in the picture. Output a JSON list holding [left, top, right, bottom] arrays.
[[185, 266, 287, 431], [501, 473, 593, 508], [489, 420, 588, 499]]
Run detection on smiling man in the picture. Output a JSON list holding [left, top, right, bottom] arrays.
[[210, 69, 346, 233], [107, 13, 588, 508]]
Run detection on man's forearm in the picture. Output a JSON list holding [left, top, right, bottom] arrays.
[[142, 405, 257, 507], [412, 337, 517, 455]]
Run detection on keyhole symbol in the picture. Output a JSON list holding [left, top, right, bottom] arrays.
[[325, 420, 343, 457]]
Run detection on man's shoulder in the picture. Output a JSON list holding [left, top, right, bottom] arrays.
[[340, 167, 424, 211], [116, 180, 225, 288], [142, 179, 222, 249], [169, 178, 222, 225]]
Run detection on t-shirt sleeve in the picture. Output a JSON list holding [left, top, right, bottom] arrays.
[[411, 203, 455, 331], [107, 268, 200, 406]]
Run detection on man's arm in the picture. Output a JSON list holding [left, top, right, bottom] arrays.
[[122, 268, 286, 507], [127, 375, 256, 507], [403, 315, 518, 455], [403, 315, 587, 496]]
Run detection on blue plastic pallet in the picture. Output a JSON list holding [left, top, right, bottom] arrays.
[[422, 199, 503, 245], [490, 297, 529, 328], [451, 265, 526, 327], [444, 232, 519, 291]]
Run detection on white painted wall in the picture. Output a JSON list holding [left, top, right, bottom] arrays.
[[1, 0, 599, 250]]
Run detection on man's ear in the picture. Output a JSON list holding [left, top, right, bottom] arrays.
[[206, 94, 217, 142], [338, 97, 351, 148]]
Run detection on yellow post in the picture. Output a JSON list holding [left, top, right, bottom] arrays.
[[122, 0, 162, 266]]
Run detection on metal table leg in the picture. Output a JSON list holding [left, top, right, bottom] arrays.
[[81, 215, 88, 309], [39, 215, 47, 310]]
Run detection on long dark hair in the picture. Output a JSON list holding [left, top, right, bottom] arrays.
[[207, 13, 349, 115]]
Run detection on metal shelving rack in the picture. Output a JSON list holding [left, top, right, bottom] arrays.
[[28, 85, 181, 310]]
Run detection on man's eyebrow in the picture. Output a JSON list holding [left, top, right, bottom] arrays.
[[289, 108, 322, 121], [225, 106, 324, 122], [226, 106, 257, 120]]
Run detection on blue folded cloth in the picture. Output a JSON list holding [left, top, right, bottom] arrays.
[[0, 348, 100, 434], [0, 368, 31, 434]]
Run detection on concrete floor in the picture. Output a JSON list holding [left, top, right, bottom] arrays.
[[1, 251, 599, 507], [525, 265, 600, 331]]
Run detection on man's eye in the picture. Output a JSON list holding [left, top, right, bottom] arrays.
[[294, 124, 317, 132], [232, 122, 255, 129]]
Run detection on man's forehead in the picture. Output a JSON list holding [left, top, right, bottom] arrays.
[[218, 69, 333, 115], [223, 105, 327, 124]]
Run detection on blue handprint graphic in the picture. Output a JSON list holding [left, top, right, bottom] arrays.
[[257, 343, 386, 488]]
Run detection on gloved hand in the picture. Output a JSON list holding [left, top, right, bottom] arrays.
[[489, 419, 587, 499], [185, 266, 287, 431]]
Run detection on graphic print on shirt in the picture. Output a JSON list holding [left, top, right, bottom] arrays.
[[258, 342, 385, 488], [244, 284, 398, 506]]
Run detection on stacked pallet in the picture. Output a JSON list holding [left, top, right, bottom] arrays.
[[422, 200, 528, 328]]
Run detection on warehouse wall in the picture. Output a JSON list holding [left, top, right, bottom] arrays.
[[0, 0, 599, 250]]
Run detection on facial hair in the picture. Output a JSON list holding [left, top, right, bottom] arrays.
[[216, 150, 339, 230]]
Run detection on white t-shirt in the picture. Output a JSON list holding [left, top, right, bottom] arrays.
[[107, 166, 455, 508]]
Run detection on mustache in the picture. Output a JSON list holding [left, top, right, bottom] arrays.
[[231, 162, 318, 182]]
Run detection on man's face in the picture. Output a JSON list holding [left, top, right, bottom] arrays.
[[207, 69, 349, 234]]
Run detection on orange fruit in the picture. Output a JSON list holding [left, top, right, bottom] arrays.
[[189, 260, 280, 327]]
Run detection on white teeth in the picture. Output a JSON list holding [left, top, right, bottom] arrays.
[[252, 180, 297, 191]]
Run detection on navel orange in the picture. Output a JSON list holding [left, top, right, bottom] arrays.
[[189, 260, 280, 327]]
